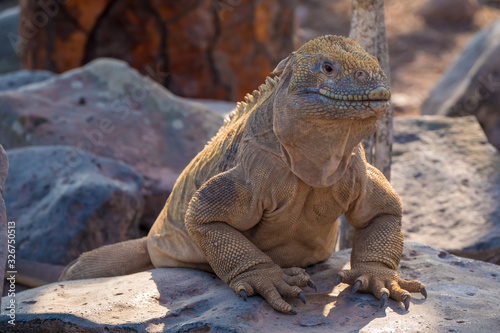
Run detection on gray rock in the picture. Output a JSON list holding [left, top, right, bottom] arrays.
[[0, 70, 55, 92], [0, 145, 8, 302], [1, 242, 499, 332], [419, 0, 479, 27], [421, 18, 500, 150], [3, 146, 144, 265], [0, 2, 18, 13], [0, 6, 20, 74], [392, 116, 500, 251], [0, 58, 224, 229], [188, 98, 236, 117]]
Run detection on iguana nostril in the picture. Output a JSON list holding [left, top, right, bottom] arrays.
[[353, 68, 369, 83], [368, 87, 391, 100]]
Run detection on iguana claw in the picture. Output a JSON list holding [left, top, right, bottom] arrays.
[[334, 275, 342, 286], [403, 295, 411, 311], [352, 280, 362, 293], [289, 309, 298, 315], [239, 290, 247, 302], [298, 292, 306, 304], [307, 280, 317, 291], [421, 287, 427, 299], [380, 292, 388, 308]]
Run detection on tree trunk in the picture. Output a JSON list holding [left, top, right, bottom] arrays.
[[18, 0, 296, 101], [349, 0, 392, 178], [338, 0, 392, 250]]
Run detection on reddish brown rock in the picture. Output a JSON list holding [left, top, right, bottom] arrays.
[[19, 0, 296, 101], [0, 58, 224, 229]]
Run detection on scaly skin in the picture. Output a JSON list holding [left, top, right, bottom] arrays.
[[60, 35, 426, 313]]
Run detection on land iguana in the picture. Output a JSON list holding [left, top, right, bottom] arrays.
[[59, 35, 426, 314]]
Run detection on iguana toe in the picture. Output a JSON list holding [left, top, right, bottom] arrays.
[[397, 277, 427, 299], [229, 264, 308, 313], [282, 267, 312, 287], [261, 284, 295, 313]]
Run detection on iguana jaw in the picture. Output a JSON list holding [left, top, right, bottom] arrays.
[[318, 86, 390, 102], [303, 85, 391, 119]]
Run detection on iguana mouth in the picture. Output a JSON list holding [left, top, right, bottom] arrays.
[[318, 86, 391, 102]]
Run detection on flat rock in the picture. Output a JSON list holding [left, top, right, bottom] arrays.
[[0, 70, 55, 92], [0, 58, 224, 228], [421, 17, 500, 150], [392, 115, 500, 251], [1, 242, 499, 332], [3, 146, 144, 265]]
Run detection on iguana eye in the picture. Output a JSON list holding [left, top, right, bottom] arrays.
[[321, 62, 337, 76]]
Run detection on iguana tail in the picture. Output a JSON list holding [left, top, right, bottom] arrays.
[[14, 259, 65, 287], [59, 237, 154, 281]]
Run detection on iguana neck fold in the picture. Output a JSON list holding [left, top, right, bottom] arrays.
[[242, 87, 380, 188]]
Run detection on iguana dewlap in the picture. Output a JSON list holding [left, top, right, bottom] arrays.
[[60, 35, 426, 313]]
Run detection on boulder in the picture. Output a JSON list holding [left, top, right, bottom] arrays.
[[0, 145, 8, 301], [0, 70, 55, 92], [421, 18, 500, 151], [419, 0, 479, 27], [3, 146, 144, 265], [0, 58, 224, 229], [0, 6, 20, 74], [0, 2, 17, 12], [392, 116, 500, 252], [1, 242, 499, 332], [19, 0, 296, 101]]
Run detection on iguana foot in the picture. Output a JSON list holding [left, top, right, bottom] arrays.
[[229, 263, 314, 314], [334, 262, 426, 310]]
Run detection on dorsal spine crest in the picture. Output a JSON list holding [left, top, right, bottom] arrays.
[[220, 75, 280, 131]]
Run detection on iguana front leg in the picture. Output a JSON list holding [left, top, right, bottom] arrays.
[[185, 169, 312, 314], [339, 164, 427, 310], [336, 215, 426, 310]]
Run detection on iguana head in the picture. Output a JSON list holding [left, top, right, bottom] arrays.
[[272, 35, 391, 187]]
